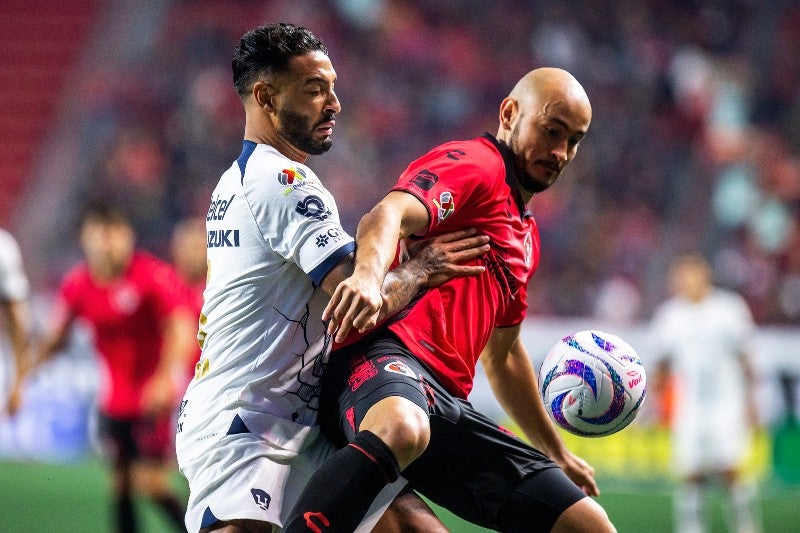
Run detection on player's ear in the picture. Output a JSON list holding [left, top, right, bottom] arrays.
[[498, 97, 517, 131], [253, 81, 277, 111]]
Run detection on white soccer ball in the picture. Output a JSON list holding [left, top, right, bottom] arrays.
[[539, 330, 646, 437]]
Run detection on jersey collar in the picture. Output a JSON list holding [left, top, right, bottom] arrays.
[[482, 133, 533, 219]]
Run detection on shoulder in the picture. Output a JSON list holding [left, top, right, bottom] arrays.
[[711, 289, 753, 318], [0, 229, 22, 264], [422, 137, 500, 172], [60, 263, 91, 292], [0, 228, 20, 250], [244, 148, 328, 203], [399, 136, 502, 192], [129, 252, 174, 281]]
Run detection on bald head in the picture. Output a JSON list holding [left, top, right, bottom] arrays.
[[508, 68, 591, 116], [497, 67, 592, 199]]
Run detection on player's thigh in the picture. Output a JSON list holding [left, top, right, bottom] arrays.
[[182, 429, 331, 532], [320, 342, 431, 446], [405, 390, 584, 531], [551, 496, 615, 533], [131, 458, 175, 496], [96, 412, 137, 469]]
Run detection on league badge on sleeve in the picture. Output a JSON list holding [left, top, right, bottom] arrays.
[[433, 191, 455, 221]]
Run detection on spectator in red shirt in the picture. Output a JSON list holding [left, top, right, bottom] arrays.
[[21, 201, 197, 533]]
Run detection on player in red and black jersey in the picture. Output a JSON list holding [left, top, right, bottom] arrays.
[[23, 202, 198, 533], [286, 68, 615, 532]]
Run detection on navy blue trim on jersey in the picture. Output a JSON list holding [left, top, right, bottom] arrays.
[[309, 241, 355, 287], [200, 506, 219, 529], [237, 140, 258, 180], [226, 414, 251, 435], [482, 133, 532, 219]]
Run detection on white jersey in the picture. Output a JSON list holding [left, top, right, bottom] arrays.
[[0, 229, 29, 302], [177, 141, 354, 461], [650, 289, 755, 473]]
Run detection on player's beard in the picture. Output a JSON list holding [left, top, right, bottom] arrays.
[[509, 123, 556, 194], [278, 107, 334, 155]]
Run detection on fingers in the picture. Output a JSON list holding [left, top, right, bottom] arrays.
[[426, 227, 478, 244], [440, 234, 490, 253], [447, 241, 490, 261], [323, 283, 382, 342], [446, 265, 487, 277]]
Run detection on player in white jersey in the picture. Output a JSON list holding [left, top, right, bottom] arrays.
[[650, 254, 760, 533], [0, 228, 31, 415], [176, 23, 488, 533]]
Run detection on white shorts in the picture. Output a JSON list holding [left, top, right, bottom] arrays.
[[672, 410, 751, 476], [179, 425, 405, 531]]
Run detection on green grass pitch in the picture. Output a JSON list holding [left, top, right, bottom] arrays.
[[1, 459, 799, 532]]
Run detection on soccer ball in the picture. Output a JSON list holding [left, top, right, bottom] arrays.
[[539, 330, 646, 437]]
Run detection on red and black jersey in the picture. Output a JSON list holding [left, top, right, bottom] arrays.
[[55, 252, 184, 417], [387, 133, 540, 398]]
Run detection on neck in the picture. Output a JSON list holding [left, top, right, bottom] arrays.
[[244, 112, 308, 164], [89, 262, 126, 283], [494, 132, 535, 203]]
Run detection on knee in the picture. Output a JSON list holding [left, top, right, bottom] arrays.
[[361, 397, 430, 469]]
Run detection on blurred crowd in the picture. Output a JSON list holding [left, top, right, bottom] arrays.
[[48, 0, 800, 324]]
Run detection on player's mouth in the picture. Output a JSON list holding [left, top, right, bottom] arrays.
[[536, 160, 560, 173], [316, 119, 336, 135]]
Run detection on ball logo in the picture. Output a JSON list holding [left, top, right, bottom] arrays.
[[433, 191, 455, 221]]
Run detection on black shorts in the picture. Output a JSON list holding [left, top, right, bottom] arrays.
[[97, 412, 174, 467], [320, 334, 587, 531]]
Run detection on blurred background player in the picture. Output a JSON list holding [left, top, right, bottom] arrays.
[[169, 217, 208, 386], [650, 253, 761, 533], [0, 228, 32, 416], [13, 201, 198, 533]]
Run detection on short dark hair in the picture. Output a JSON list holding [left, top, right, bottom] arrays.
[[79, 199, 130, 227], [232, 23, 328, 97]]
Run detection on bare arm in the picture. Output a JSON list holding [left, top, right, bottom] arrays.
[[2, 299, 30, 415], [480, 324, 600, 496], [140, 307, 198, 415], [739, 351, 758, 428], [7, 301, 74, 415], [1, 299, 30, 374], [321, 228, 489, 340], [323, 191, 431, 342]]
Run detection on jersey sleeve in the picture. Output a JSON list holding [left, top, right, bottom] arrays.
[[245, 163, 355, 286], [391, 145, 490, 236], [0, 231, 29, 302]]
